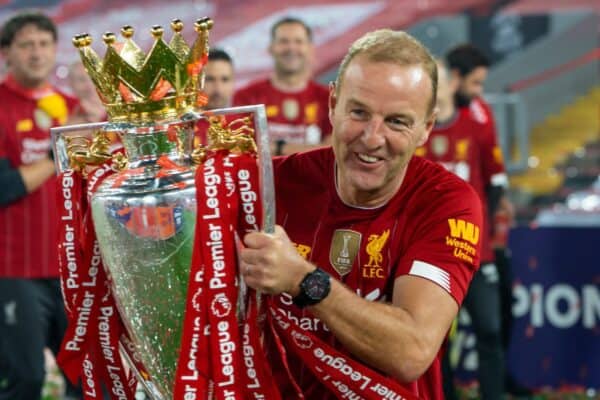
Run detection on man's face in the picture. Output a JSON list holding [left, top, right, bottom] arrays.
[[330, 57, 436, 206], [203, 59, 234, 109], [269, 23, 312, 76], [456, 66, 487, 102], [2, 24, 56, 88]]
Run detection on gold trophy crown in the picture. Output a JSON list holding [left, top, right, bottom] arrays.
[[73, 18, 213, 122]]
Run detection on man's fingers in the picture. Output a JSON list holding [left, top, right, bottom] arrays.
[[240, 247, 265, 266], [243, 231, 272, 248]]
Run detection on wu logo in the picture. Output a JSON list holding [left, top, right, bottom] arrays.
[[366, 229, 390, 268], [448, 218, 480, 245]]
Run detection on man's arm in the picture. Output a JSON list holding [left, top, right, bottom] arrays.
[[310, 274, 457, 382], [242, 226, 460, 383], [0, 157, 55, 205]]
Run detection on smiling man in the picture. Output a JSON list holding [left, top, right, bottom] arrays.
[[0, 11, 81, 400], [240, 30, 484, 399], [233, 17, 331, 155]]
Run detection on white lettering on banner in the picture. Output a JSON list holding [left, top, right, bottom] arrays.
[[182, 316, 202, 381], [513, 283, 600, 329], [370, 383, 404, 399], [82, 358, 97, 397], [87, 164, 112, 201], [63, 225, 79, 289], [61, 171, 80, 290], [98, 306, 115, 364], [203, 157, 221, 220], [242, 323, 260, 389], [217, 320, 235, 387], [65, 290, 94, 351], [313, 347, 371, 390], [238, 169, 259, 232], [61, 172, 74, 220], [82, 241, 101, 288], [331, 380, 362, 399], [207, 223, 227, 290]]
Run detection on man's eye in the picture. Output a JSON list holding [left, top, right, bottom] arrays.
[[350, 109, 366, 119], [388, 118, 410, 129]]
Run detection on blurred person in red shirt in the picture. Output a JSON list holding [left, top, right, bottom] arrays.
[[240, 29, 483, 399], [195, 48, 237, 146], [446, 43, 529, 397], [233, 17, 331, 155], [419, 60, 508, 400], [446, 44, 514, 227], [0, 11, 82, 400]]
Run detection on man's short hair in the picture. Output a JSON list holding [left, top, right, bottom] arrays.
[[270, 17, 312, 42], [335, 29, 438, 115], [445, 44, 490, 77], [0, 11, 57, 49], [208, 48, 233, 65]]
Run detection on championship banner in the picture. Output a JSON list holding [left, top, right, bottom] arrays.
[[453, 227, 599, 391]]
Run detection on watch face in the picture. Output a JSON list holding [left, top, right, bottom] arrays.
[[303, 271, 329, 300]]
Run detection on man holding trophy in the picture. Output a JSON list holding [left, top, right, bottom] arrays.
[[240, 29, 483, 399], [50, 14, 482, 400]]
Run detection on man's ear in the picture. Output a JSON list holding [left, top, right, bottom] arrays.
[[328, 82, 337, 123], [417, 109, 438, 146]]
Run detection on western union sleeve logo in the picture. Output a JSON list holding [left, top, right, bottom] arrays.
[[447, 218, 479, 245]]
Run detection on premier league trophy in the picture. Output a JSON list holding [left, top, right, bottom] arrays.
[[51, 18, 275, 400]]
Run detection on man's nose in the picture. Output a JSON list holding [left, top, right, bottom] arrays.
[[362, 117, 386, 148]]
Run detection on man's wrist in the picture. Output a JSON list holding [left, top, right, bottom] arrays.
[[292, 267, 331, 308], [289, 263, 316, 297]]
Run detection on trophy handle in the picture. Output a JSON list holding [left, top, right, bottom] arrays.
[[50, 121, 109, 174], [193, 104, 275, 234]]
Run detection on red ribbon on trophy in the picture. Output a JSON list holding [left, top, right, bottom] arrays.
[[57, 164, 135, 400], [174, 151, 281, 399]]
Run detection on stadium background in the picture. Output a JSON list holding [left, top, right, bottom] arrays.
[[0, 0, 597, 398]]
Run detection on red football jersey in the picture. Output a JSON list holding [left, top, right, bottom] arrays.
[[233, 79, 331, 144], [269, 148, 483, 400], [0, 77, 78, 278], [418, 111, 506, 262]]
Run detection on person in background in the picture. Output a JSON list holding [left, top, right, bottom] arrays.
[[0, 11, 81, 400], [240, 29, 483, 399], [204, 48, 235, 110], [418, 60, 508, 400], [196, 48, 236, 146], [446, 44, 530, 397], [233, 16, 331, 155]]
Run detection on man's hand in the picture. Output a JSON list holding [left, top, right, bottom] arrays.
[[240, 225, 315, 296]]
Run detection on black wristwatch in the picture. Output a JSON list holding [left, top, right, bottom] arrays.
[[292, 268, 331, 308]]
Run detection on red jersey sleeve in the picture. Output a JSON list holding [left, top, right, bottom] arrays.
[[396, 182, 483, 305]]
